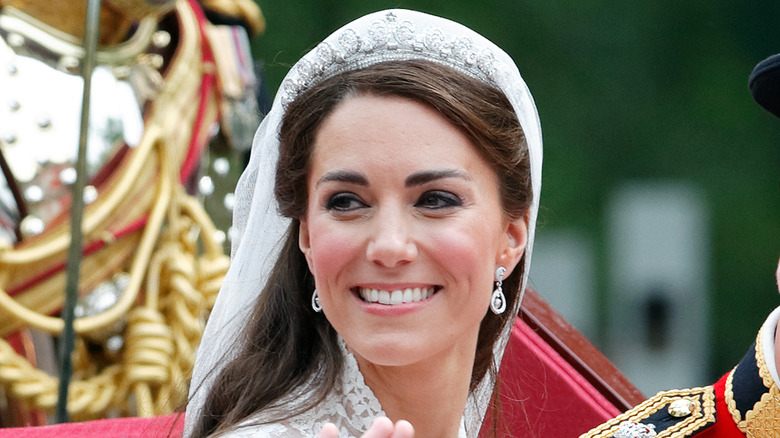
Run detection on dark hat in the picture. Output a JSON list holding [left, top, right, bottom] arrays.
[[749, 53, 780, 118]]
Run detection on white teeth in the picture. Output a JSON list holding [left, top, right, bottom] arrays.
[[360, 287, 436, 305]]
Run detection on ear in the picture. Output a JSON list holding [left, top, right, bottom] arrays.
[[775, 256, 780, 293], [298, 218, 314, 270], [496, 215, 528, 276]]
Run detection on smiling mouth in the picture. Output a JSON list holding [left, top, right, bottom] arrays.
[[356, 286, 439, 305]]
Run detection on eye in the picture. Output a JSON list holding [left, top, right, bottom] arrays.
[[415, 190, 462, 209], [326, 192, 368, 211]]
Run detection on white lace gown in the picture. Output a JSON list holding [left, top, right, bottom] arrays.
[[218, 341, 467, 438]]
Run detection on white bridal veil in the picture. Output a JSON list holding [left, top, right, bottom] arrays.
[[186, 9, 543, 437]]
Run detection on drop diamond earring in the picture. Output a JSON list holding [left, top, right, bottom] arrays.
[[311, 289, 322, 312], [490, 266, 507, 314]]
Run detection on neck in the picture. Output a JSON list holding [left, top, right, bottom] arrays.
[[353, 334, 478, 438]]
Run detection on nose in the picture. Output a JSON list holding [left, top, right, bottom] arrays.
[[365, 208, 418, 268]]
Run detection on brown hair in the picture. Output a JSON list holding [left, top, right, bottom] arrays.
[[191, 59, 532, 437]]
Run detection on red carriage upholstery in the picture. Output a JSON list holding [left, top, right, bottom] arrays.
[[0, 414, 183, 437], [482, 289, 644, 437]]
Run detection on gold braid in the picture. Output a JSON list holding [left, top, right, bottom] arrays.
[[0, 0, 230, 419]]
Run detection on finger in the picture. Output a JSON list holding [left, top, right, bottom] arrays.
[[362, 417, 394, 438], [319, 423, 339, 438], [391, 420, 414, 438]]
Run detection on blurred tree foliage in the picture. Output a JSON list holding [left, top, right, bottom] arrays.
[[248, 0, 780, 381]]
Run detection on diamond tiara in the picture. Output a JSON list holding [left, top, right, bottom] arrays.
[[280, 11, 502, 107]]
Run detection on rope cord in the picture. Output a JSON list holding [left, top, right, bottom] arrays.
[[0, 140, 228, 417], [0, 1, 231, 418]]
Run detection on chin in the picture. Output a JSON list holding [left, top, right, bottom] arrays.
[[348, 337, 431, 368]]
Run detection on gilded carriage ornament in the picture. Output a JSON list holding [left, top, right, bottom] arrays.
[[0, 0, 264, 424]]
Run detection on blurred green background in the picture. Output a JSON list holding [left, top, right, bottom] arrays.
[[246, 1, 780, 387]]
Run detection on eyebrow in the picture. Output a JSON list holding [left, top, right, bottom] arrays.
[[405, 169, 470, 186], [316, 170, 368, 187], [315, 169, 470, 188]]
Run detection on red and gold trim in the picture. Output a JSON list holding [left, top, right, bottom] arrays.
[[723, 323, 780, 437], [580, 386, 715, 438]]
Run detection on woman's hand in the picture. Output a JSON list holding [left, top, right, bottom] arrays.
[[318, 418, 414, 438]]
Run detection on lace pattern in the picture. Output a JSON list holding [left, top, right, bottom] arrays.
[[220, 340, 385, 438]]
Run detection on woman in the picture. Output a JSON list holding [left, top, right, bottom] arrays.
[[186, 9, 540, 438], [186, 9, 780, 438]]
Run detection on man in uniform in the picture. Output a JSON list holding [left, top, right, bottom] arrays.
[[581, 57, 780, 438]]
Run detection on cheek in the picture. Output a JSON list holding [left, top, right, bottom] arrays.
[[426, 219, 503, 285], [306, 221, 362, 285]]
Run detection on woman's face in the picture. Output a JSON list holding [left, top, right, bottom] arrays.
[[299, 94, 527, 369]]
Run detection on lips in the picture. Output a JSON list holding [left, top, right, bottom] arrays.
[[358, 286, 437, 305]]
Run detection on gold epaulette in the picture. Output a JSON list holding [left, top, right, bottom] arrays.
[[580, 386, 716, 438], [724, 322, 780, 436], [201, 0, 265, 35]]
